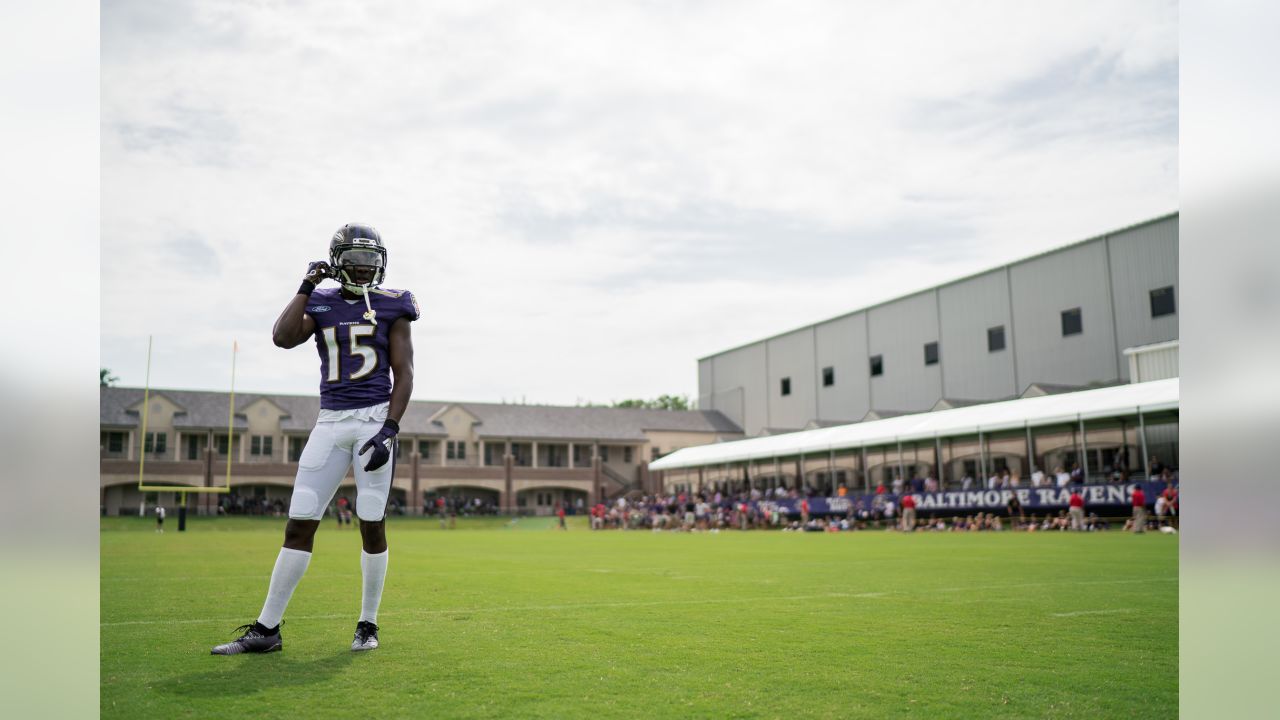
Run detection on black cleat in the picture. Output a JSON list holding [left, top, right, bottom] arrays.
[[211, 622, 282, 655], [351, 621, 379, 652]]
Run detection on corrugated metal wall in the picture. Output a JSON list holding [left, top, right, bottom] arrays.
[[698, 214, 1178, 436], [815, 312, 869, 422], [938, 268, 1018, 400], [1009, 239, 1120, 389], [697, 359, 714, 411], [1107, 220, 1179, 379], [705, 343, 767, 434], [867, 290, 943, 410], [1129, 345, 1179, 382], [765, 327, 817, 431]]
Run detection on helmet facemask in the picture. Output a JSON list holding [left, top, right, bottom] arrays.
[[330, 244, 387, 295]]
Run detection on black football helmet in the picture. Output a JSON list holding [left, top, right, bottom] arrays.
[[329, 223, 387, 293]]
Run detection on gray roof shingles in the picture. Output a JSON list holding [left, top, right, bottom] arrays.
[[100, 387, 742, 441]]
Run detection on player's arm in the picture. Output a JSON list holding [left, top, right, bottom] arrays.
[[272, 261, 329, 348], [386, 316, 414, 423], [358, 317, 413, 472]]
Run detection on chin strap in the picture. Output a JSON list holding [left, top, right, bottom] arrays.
[[361, 284, 377, 325]]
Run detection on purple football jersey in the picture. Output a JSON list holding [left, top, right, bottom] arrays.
[[305, 287, 420, 410]]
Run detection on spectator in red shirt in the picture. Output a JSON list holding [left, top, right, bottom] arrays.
[[1068, 490, 1085, 531], [900, 493, 917, 532], [1161, 483, 1178, 529], [800, 498, 810, 525], [556, 504, 567, 531], [1131, 485, 1147, 534]]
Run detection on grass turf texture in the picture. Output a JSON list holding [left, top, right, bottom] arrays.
[[102, 517, 1176, 718]]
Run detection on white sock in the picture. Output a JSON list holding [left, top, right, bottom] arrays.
[[256, 547, 312, 629], [360, 549, 389, 624]]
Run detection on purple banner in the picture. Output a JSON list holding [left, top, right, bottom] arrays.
[[757, 482, 1176, 516]]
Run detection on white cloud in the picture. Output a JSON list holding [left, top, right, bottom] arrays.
[[101, 0, 1177, 406]]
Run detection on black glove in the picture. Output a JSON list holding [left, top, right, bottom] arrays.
[[359, 419, 399, 472], [299, 260, 334, 296]]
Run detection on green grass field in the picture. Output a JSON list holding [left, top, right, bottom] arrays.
[[101, 517, 1177, 718]]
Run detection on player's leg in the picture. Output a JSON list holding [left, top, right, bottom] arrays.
[[349, 419, 395, 651], [212, 423, 349, 655]]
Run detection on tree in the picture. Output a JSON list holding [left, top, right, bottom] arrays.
[[100, 368, 119, 387], [610, 395, 689, 411]]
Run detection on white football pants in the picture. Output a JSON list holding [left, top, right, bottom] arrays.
[[288, 416, 394, 522]]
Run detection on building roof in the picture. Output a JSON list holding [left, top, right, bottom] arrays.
[[699, 211, 1179, 361], [100, 387, 742, 441], [651, 378, 1178, 471], [930, 397, 998, 411]]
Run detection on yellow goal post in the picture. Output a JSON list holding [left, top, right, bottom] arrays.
[[136, 336, 237, 496]]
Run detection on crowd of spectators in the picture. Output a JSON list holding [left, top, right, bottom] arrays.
[[580, 475, 1178, 533], [217, 493, 286, 516]]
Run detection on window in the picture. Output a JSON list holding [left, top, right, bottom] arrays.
[[447, 441, 466, 460], [398, 439, 412, 459], [1150, 286, 1176, 318], [250, 430, 271, 453], [651, 446, 661, 461], [106, 432, 124, 454], [822, 366, 834, 387], [988, 326, 1006, 352], [215, 434, 229, 455], [145, 432, 166, 454], [418, 440, 431, 459], [924, 342, 939, 366], [1061, 307, 1083, 336], [289, 437, 305, 462], [869, 355, 884, 376], [600, 446, 610, 462], [624, 447, 633, 463], [780, 377, 791, 396], [188, 434, 203, 460], [249, 435, 272, 456]]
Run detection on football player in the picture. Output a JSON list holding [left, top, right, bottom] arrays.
[[212, 223, 419, 655]]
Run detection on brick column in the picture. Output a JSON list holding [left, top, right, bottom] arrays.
[[503, 453, 514, 513], [593, 456, 602, 504], [411, 452, 421, 515], [203, 446, 215, 516]]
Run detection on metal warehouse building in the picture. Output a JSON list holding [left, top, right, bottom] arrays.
[[698, 213, 1178, 437]]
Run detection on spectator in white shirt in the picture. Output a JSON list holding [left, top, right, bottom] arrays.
[[1055, 466, 1071, 488], [961, 474, 974, 491], [1030, 467, 1046, 488]]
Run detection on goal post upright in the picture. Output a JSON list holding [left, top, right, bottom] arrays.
[[137, 337, 236, 496], [225, 339, 237, 490]]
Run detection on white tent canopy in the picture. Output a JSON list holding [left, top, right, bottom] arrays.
[[651, 378, 1178, 471]]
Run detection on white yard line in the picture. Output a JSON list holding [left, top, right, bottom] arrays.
[[100, 577, 1172, 628], [1051, 608, 1136, 617], [101, 592, 864, 627]]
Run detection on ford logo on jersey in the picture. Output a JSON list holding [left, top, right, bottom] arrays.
[[307, 305, 331, 313]]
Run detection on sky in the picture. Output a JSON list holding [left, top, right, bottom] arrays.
[[100, 0, 1178, 407]]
